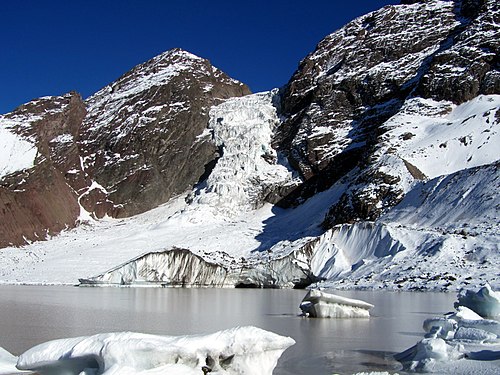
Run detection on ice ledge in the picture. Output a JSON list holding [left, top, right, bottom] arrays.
[[10, 327, 295, 375]]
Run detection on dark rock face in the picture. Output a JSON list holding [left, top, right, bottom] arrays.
[[0, 49, 250, 246], [417, 0, 499, 103], [0, 163, 81, 248], [0, 93, 86, 247], [274, 0, 499, 226], [80, 49, 250, 218]]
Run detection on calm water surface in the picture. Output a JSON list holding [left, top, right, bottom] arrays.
[[0, 286, 456, 374]]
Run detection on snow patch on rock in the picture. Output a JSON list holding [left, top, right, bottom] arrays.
[[0, 118, 37, 178]]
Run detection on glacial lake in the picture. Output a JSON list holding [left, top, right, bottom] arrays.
[[0, 286, 456, 374]]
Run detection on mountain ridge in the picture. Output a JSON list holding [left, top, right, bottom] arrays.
[[0, 0, 498, 290]]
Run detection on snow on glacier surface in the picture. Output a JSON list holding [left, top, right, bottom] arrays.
[[0, 119, 37, 178], [5, 326, 294, 375]]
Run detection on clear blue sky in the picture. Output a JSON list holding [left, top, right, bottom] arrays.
[[1, 0, 399, 114]]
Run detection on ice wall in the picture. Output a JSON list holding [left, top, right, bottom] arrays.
[[79, 246, 319, 288]]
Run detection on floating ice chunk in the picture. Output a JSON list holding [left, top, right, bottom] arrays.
[[0, 347, 27, 375], [395, 337, 463, 372], [422, 317, 457, 340], [448, 305, 483, 321], [414, 338, 452, 362], [453, 327, 497, 343], [299, 289, 374, 318], [397, 284, 500, 372], [455, 284, 500, 319], [458, 318, 500, 337], [16, 327, 295, 375]]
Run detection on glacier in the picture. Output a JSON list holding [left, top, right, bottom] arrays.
[[0, 93, 499, 291]]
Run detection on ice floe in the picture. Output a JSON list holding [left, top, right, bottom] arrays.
[[396, 284, 500, 373], [299, 289, 374, 318], [0, 326, 294, 375], [455, 283, 500, 319], [0, 347, 25, 374]]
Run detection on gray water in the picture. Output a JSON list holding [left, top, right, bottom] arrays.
[[0, 286, 456, 374]]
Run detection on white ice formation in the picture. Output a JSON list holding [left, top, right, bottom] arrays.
[[396, 284, 500, 373], [0, 347, 24, 375], [455, 283, 500, 319], [191, 89, 295, 214], [299, 289, 374, 318], [1, 326, 294, 375]]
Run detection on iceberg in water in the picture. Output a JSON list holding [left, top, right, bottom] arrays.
[[455, 283, 500, 319], [2, 326, 294, 375], [396, 284, 500, 373], [299, 289, 374, 318], [0, 347, 26, 375]]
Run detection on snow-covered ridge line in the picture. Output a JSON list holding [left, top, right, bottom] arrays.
[[86, 49, 207, 106]]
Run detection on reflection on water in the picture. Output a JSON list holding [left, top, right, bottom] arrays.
[[0, 286, 455, 374]]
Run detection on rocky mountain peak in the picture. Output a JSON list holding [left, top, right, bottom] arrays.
[[273, 0, 499, 226], [0, 1, 498, 292], [0, 49, 250, 246], [80, 48, 250, 219]]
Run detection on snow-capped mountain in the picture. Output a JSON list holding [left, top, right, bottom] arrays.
[[0, 0, 498, 290], [0, 49, 249, 247]]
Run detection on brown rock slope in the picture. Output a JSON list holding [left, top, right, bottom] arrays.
[[0, 49, 250, 247]]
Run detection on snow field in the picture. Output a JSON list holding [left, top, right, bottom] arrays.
[[0, 118, 37, 179]]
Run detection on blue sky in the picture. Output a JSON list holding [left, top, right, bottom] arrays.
[[1, 0, 399, 114]]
